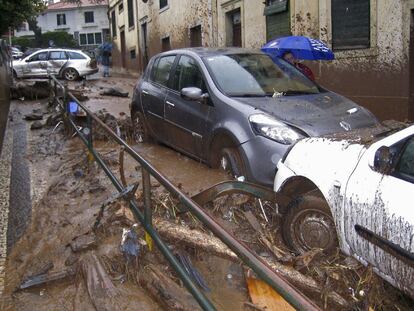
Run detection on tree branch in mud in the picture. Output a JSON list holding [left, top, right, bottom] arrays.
[[154, 218, 349, 309], [140, 264, 202, 311]]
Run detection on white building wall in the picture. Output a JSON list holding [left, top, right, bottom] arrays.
[[14, 5, 109, 47]]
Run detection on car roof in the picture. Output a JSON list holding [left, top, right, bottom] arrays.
[[158, 47, 264, 58], [34, 48, 84, 53]]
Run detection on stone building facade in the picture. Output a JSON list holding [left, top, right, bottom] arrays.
[[109, 0, 414, 121]]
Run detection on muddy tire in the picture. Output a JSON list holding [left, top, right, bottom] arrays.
[[62, 68, 79, 81], [219, 147, 246, 179], [283, 195, 338, 255], [132, 111, 151, 143]]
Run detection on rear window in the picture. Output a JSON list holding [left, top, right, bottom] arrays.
[[150, 55, 176, 86], [68, 52, 86, 59]]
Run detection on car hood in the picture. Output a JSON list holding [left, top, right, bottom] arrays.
[[235, 92, 378, 136]]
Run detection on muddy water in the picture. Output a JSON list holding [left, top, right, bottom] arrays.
[[129, 142, 229, 195], [71, 76, 136, 117]]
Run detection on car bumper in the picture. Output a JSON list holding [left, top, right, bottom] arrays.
[[78, 68, 99, 76], [273, 160, 296, 192], [238, 135, 291, 188]]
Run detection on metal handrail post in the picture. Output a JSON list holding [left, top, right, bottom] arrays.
[[142, 168, 152, 225]]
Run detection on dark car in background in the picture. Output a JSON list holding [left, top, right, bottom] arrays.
[[130, 48, 379, 187]]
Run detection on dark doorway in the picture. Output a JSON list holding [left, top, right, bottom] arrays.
[[410, 10, 414, 120], [141, 22, 149, 69], [120, 30, 126, 68], [190, 25, 202, 47], [162, 36, 171, 52], [226, 9, 242, 47]]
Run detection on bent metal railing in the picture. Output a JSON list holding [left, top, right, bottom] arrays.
[[48, 74, 320, 311]]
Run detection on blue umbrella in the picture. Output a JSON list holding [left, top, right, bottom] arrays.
[[261, 36, 334, 61]]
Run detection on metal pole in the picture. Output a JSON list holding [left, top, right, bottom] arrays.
[[142, 168, 152, 225]]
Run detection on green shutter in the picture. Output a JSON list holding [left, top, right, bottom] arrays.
[[266, 9, 291, 41], [264, 0, 288, 16], [332, 0, 370, 50]]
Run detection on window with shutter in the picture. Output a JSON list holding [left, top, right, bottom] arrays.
[[264, 0, 291, 41], [127, 0, 134, 28], [332, 0, 370, 50]]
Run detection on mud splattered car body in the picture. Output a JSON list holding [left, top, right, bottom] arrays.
[[274, 123, 414, 297], [12, 48, 98, 80]]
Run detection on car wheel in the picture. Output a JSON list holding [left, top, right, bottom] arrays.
[[283, 195, 338, 255], [132, 111, 151, 143], [63, 68, 79, 81], [219, 147, 245, 179]]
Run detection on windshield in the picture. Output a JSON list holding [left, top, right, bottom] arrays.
[[202, 53, 320, 97]]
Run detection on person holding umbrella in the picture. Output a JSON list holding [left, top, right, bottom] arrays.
[[281, 50, 315, 81], [262, 36, 334, 82]]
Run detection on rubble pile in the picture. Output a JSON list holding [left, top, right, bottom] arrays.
[[93, 109, 134, 142]]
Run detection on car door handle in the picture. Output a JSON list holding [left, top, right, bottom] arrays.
[[166, 100, 175, 107], [142, 90, 149, 95]]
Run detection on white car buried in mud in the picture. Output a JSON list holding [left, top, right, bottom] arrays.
[[274, 121, 414, 297]]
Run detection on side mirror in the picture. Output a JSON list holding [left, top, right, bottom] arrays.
[[180, 87, 208, 101], [25, 59, 30, 62], [374, 146, 393, 174]]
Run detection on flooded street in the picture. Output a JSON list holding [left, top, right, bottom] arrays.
[[1, 75, 413, 311]]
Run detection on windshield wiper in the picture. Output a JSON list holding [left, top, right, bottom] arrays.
[[282, 90, 318, 96], [230, 93, 268, 97]]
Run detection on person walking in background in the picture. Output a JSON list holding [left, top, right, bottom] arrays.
[[100, 37, 112, 77]]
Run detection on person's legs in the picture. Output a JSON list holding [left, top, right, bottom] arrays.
[[103, 65, 109, 77]]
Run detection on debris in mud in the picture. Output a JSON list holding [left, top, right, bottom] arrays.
[[120, 224, 140, 265], [73, 168, 84, 178], [175, 250, 210, 292], [100, 87, 129, 98], [140, 264, 201, 311], [30, 120, 43, 130], [11, 81, 50, 100], [246, 276, 294, 311], [81, 252, 121, 311], [93, 109, 133, 141], [19, 267, 76, 290], [70, 233, 97, 252], [24, 112, 43, 121], [68, 89, 89, 102], [45, 113, 63, 127]]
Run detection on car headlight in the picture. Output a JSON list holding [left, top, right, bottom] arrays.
[[249, 113, 304, 145]]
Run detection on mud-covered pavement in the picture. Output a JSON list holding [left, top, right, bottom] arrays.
[[1, 75, 413, 311]]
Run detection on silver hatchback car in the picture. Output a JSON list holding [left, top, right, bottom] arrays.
[[12, 48, 98, 80]]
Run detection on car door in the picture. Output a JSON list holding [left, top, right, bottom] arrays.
[[47, 51, 68, 75], [164, 55, 211, 157], [24, 51, 49, 77], [344, 133, 414, 292], [141, 55, 176, 142]]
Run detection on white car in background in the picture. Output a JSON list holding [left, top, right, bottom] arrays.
[[11, 47, 23, 59], [12, 48, 98, 80], [274, 122, 414, 297]]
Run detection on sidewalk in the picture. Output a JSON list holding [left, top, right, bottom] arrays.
[[0, 123, 12, 295]]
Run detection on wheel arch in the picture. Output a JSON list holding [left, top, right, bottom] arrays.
[[278, 175, 345, 249], [60, 66, 79, 79], [208, 129, 242, 168]]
